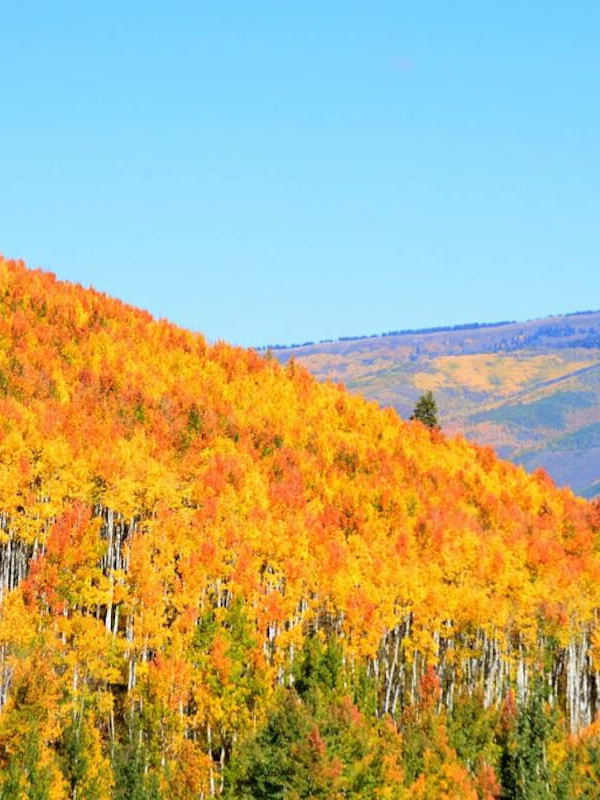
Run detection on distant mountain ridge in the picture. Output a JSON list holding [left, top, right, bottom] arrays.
[[273, 310, 600, 498], [259, 308, 600, 352]]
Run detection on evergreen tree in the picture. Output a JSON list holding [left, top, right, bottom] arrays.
[[410, 390, 439, 429], [498, 678, 557, 799]]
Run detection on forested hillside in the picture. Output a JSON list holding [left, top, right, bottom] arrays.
[[2, 256, 600, 797], [273, 314, 600, 499]]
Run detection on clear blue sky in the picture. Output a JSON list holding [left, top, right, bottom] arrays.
[[1, 2, 599, 347]]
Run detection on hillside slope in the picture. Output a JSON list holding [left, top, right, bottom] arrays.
[[1, 256, 600, 797], [272, 314, 600, 498]]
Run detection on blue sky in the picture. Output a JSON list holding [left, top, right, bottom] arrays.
[[1, 2, 599, 347]]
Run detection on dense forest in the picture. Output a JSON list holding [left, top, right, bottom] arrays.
[[1, 257, 600, 797]]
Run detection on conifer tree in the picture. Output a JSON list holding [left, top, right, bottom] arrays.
[[410, 390, 439, 429]]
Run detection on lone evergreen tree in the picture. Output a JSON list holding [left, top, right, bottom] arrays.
[[410, 391, 439, 429]]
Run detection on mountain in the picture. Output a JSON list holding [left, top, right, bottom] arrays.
[[270, 313, 600, 498], [1, 255, 600, 797]]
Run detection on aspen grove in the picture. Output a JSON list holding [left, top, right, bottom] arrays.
[[1, 256, 600, 797]]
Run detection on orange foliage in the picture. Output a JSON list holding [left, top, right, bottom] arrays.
[[0, 255, 599, 792]]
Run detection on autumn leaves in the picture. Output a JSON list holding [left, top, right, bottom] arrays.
[[0, 256, 600, 796]]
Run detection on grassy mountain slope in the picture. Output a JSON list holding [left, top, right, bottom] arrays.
[[1, 256, 600, 796], [273, 315, 600, 497]]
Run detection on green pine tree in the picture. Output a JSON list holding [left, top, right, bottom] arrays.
[[410, 391, 439, 429]]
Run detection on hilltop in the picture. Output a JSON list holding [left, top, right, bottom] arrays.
[[1, 256, 600, 797], [271, 312, 600, 498]]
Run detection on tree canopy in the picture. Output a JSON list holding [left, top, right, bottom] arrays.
[[410, 390, 439, 429], [0, 256, 598, 797]]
